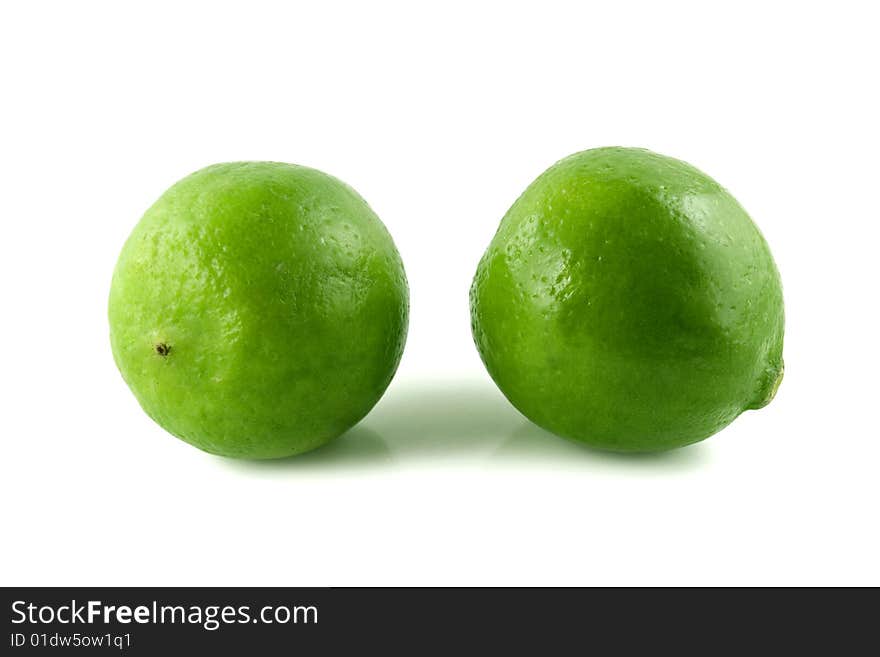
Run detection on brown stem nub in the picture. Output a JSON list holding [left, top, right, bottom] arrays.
[[155, 343, 171, 357]]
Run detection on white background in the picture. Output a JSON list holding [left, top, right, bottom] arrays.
[[2, 1, 878, 586]]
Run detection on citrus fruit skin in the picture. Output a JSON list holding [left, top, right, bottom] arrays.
[[109, 162, 408, 459], [470, 147, 784, 452]]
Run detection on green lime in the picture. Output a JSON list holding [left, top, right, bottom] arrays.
[[109, 162, 408, 459], [470, 147, 784, 451]]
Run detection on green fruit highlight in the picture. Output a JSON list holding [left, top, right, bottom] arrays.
[[470, 147, 784, 452], [110, 162, 408, 459]]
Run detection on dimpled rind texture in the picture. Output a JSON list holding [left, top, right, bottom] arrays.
[[470, 147, 784, 452], [109, 162, 409, 459]]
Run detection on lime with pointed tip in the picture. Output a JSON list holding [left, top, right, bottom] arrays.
[[470, 147, 784, 452], [109, 162, 408, 459]]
